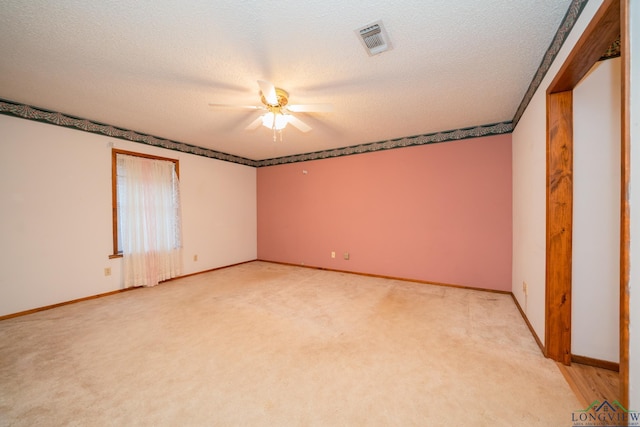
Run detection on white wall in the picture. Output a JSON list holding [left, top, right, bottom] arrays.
[[629, 0, 640, 410], [0, 114, 257, 317], [572, 58, 621, 363], [512, 0, 604, 345]]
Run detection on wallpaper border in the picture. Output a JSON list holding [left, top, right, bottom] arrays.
[[511, 0, 589, 127], [0, 98, 512, 168], [255, 122, 513, 167], [0, 0, 587, 168], [0, 99, 259, 167], [600, 36, 621, 61]]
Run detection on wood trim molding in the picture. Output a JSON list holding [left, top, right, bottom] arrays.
[[571, 354, 620, 372], [544, 0, 627, 404], [162, 260, 256, 282], [1, 258, 506, 321], [619, 0, 630, 410], [258, 259, 511, 294], [548, 0, 621, 93], [111, 149, 119, 256], [511, 293, 545, 355], [111, 148, 180, 177], [545, 90, 574, 365], [0, 288, 137, 321], [0, 260, 257, 321]]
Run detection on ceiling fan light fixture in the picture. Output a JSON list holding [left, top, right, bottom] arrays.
[[262, 112, 288, 130], [215, 80, 324, 139]]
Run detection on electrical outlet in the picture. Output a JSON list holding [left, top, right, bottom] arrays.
[[344, 252, 350, 260], [331, 251, 335, 259], [104, 267, 111, 277], [193, 254, 198, 262]]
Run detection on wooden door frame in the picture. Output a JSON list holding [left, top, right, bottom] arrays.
[[544, 0, 629, 407]]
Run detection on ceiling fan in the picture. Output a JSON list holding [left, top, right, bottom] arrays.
[[209, 80, 332, 141]]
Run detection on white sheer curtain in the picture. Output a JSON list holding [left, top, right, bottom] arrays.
[[117, 154, 183, 287]]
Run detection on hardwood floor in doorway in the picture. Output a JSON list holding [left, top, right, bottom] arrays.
[[557, 362, 620, 408]]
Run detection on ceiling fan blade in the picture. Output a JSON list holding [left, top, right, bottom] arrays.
[[287, 104, 333, 113], [287, 115, 312, 133], [257, 80, 278, 105], [245, 116, 263, 130], [208, 103, 263, 110]]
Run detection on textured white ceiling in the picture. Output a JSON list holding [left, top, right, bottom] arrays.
[[0, 0, 572, 161]]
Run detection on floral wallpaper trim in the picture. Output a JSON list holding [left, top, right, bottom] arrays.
[[0, 99, 512, 167], [511, 0, 589, 127], [0, 2, 587, 168], [0, 99, 259, 167], [254, 122, 513, 167], [600, 36, 620, 61]]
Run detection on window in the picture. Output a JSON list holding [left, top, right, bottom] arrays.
[[112, 149, 182, 287]]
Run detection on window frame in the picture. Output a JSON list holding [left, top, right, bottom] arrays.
[[110, 148, 180, 258]]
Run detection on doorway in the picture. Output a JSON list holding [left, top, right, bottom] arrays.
[[544, 0, 629, 407]]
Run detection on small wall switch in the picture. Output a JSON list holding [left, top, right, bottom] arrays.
[[344, 252, 350, 260], [104, 267, 111, 277], [331, 251, 336, 259]]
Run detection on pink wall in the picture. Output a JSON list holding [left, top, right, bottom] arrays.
[[257, 134, 512, 291]]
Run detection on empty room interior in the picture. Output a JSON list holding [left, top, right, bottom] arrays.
[[1, 0, 638, 425]]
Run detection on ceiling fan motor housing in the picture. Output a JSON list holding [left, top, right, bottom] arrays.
[[261, 88, 289, 108]]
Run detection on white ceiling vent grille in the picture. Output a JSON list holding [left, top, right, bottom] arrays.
[[356, 20, 392, 56]]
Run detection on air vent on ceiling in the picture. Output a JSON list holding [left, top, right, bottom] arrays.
[[356, 20, 392, 56]]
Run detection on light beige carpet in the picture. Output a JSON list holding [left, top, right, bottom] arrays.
[[0, 261, 579, 426]]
